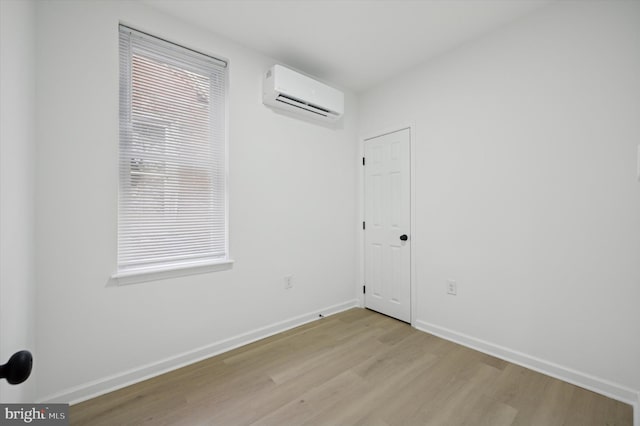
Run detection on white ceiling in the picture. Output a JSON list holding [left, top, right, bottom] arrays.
[[142, 0, 554, 93]]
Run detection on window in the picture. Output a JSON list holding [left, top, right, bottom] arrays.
[[116, 25, 229, 281]]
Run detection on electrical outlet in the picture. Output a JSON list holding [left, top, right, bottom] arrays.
[[446, 279, 457, 296], [284, 275, 293, 290]]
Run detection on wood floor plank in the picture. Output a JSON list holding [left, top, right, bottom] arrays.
[[251, 370, 370, 426], [461, 395, 518, 426], [306, 352, 440, 425], [404, 361, 502, 425], [526, 378, 575, 426], [563, 386, 633, 426], [201, 328, 386, 425], [70, 308, 632, 426]]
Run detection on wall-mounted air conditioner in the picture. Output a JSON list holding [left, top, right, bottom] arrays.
[[262, 65, 344, 122]]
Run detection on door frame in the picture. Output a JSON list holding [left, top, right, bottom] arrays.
[[358, 123, 417, 326]]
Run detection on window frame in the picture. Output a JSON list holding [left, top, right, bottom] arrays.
[[112, 25, 232, 286]]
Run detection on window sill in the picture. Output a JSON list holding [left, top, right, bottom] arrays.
[[110, 259, 234, 286]]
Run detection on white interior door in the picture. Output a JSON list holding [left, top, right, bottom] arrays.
[[364, 128, 411, 323]]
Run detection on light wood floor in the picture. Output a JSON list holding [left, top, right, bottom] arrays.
[[70, 308, 632, 425]]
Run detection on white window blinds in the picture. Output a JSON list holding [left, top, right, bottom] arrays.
[[118, 25, 228, 274]]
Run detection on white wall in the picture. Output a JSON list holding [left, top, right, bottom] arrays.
[[359, 0, 640, 403], [0, 0, 37, 403], [35, 0, 357, 401]]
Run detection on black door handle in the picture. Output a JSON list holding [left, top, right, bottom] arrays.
[[400, 234, 408, 241], [0, 350, 32, 385]]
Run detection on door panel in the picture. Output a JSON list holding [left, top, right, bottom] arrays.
[[364, 128, 411, 322]]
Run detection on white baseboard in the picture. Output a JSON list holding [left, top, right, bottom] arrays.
[[40, 299, 359, 405], [415, 320, 639, 426]]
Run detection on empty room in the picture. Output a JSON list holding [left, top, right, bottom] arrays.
[[1, 0, 639, 424]]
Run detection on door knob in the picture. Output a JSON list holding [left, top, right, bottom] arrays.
[[0, 350, 32, 385], [400, 234, 408, 241]]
